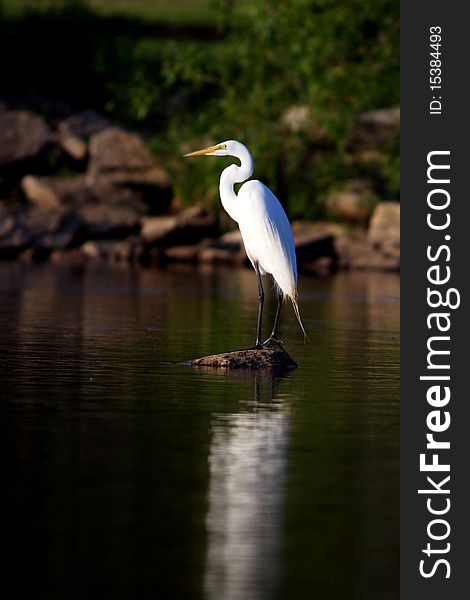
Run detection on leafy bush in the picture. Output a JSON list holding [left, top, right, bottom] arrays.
[[154, 0, 400, 217], [0, 0, 399, 219]]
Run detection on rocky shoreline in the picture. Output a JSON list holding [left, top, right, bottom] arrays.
[[0, 102, 399, 272]]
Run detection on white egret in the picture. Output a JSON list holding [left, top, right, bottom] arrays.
[[183, 140, 307, 348]]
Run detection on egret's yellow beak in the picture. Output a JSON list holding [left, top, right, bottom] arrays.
[[183, 144, 219, 157]]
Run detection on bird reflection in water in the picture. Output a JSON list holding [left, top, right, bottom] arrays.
[[204, 373, 291, 600]]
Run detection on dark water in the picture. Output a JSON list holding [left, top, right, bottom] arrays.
[[0, 262, 399, 599]]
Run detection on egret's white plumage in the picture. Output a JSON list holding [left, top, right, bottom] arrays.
[[184, 140, 307, 346], [237, 180, 297, 294]]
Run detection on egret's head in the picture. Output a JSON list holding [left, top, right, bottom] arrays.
[[183, 140, 238, 158]]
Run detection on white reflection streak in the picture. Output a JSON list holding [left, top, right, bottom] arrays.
[[205, 408, 290, 600]]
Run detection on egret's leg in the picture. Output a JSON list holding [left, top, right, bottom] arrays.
[[263, 290, 284, 347], [254, 262, 264, 349], [271, 290, 284, 339]]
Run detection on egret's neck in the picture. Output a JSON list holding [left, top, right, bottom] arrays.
[[219, 146, 254, 223]]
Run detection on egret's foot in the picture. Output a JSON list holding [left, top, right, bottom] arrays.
[[262, 336, 284, 349]]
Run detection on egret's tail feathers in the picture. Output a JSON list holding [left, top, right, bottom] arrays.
[[289, 292, 309, 343]]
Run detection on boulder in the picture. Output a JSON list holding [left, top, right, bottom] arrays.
[[58, 134, 88, 162], [21, 175, 62, 209], [30, 211, 83, 253], [292, 221, 339, 266], [77, 204, 141, 239], [198, 244, 246, 265], [87, 127, 173, 214], [80, 240, 101, 259], [56, 111, 112, 162], [368, 202, 400, 248], [334, 227, 400, 271], [141, 207, 217, 246], [57, 110, 111, 142], [141, 215, 178, 243], [0, 206, 83, 259], [198, 229, 246, 265], [21, 174, 103, 208], [0, 108, 51, 169], [105, 166, 172, 213], [218, 229, 243, 249], [88, 127, 155, 176], [21, 172, 163, 229]]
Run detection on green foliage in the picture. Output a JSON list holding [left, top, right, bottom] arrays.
[[163, 0, 399, 218], [152, 0, 400, 217], [0, 0, 399, 219]]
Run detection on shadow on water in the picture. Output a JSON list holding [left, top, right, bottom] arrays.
[[0, 262, 399, 599]]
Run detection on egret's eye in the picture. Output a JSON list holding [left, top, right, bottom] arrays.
[[220, 144, 227, 149]]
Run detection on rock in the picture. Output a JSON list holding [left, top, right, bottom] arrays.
[[368, 202, 400, 248], [77, 204, 141, 239], [198, 229, 246, 265], [301, 256, 337, 275], [87, 127, 173, 214], [292, 221, 339, 266], [334, 227, 399, 271], [81, 240, 117, 261], [21, 175, 62, 208], [49, 247, 85, 264], [0, 206, 81, 259], [80, 240, 101, 259], [21, 172, 161, 228], [198, 245, 246, 265], [58, 134, 88, 161], [106, 166, 172, 214], [0, 207, 30, 258], [56, 110, 111, 162], [353, 107, 400, 148], [37, 175, 90, 206], [186, 347, 297, 371], [88, 127, 155, 176], [0, 226, 32, 257], [21, 175, 100, 211], [359, 107, 400, 128], [0, 214, 32, 259], [113, 238, 142, 262], [164, 245, 200, 263], [0, 209, 15, 239], [141, 215, 178, 243], [57, 110, 111, 142], [325, 180, 377, 225], [218, 229, 243, 249], [109, 165, 170, 188], [141, 207, 217, 246], [0, 108, 51, 169], [26, 174, 136, 212], [180, 205, 206, 220], [32, 211, 83, 251], [79, 238, 142, 262]]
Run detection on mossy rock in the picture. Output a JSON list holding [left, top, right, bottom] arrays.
[[184, 347, 297, 371]]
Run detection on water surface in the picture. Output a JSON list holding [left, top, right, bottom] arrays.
[[0, 262, 399, 599]]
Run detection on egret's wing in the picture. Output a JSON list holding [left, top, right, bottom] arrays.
[[237, 180, 297, 295]]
